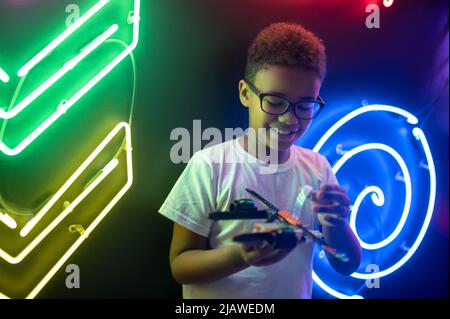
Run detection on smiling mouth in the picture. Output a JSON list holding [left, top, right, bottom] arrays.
[[270, 127, 301, 136]]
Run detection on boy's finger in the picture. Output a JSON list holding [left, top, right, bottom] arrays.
[[315, 191, 350, 205], [320, 184, 346, 193], [312, 199, 336, 206], [243, 241, 264, 251], [312, 203, 348, 216], [246, 239, 275, 251]]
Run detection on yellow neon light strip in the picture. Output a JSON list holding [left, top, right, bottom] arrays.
[[0, 122, 132, 299], [13, 158, 118, 264], [28, 148, 132, 299], [17, 0, 110, 78], [0, 0, 140, 156], [0, 67, 9, 83], [17, 158, 119, 251], [0, 212, 17, 229], [20, 113, 123, 236], [0, 122, 132, 264], [0, 24, 118, 120]]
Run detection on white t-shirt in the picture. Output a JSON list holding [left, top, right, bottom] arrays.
[[159, 137, 338, 299]]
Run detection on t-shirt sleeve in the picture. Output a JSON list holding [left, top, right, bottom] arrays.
[[158, 151, 216, 237]]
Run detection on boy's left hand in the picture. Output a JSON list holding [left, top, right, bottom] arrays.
[[311, 184, 351, 227]]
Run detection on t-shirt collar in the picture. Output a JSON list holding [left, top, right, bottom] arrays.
[[234, 136, 295, 173]]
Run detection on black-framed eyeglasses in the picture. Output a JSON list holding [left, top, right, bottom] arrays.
[[244, 79, 325, 120]]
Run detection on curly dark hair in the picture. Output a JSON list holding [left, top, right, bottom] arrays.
[[244, 22, 327, 82]]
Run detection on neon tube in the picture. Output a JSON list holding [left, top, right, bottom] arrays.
[[334, 143, 412, 250], [313, 105, 418, 153], [0, 0, 139, 299], [15, 123, 130, 299], [0, 212, 17, 229], [0, 0, 140, 155], [0, 67, 9, 83], [312, 272, 363, 299], [312, 105, 435, 297], [0, 123, 132, 299], [20, 117, 122, 237], [351, 128, 436, 279], [0, 24, 118, 120], [0, 122, 132, 264], [17, 0, 110, 77]]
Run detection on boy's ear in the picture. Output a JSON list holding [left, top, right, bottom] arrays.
[[238, 80, 251, 108]]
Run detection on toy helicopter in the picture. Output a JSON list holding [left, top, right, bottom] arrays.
[[209, 188, 349, 262]]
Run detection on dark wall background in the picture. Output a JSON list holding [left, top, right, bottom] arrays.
[[4, 0, 446, 298]]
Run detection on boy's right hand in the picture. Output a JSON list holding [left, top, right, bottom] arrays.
[[238, 241, 294, 267]]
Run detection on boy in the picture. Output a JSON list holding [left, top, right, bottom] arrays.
[[159, 22, 361, 299]]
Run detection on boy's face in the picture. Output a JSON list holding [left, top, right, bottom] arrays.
[[239, 65, 322, 152]]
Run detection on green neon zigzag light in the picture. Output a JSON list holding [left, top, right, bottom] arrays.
[[0, 0, 140, 156], [0, 121, 133, 299], [0, 0, 109, 119], [0, 67, 9, 83]]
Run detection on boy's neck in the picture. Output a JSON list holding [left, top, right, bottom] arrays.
[[240, 134, 291, 165]]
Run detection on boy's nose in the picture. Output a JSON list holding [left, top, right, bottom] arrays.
[[278, 107, 299, 125]]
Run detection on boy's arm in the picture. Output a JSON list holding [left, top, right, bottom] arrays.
[[321, 223, 361, 275], [169, 223, 247, 284], [169, 223, 294, 284], [312, 184, 361, 275]]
